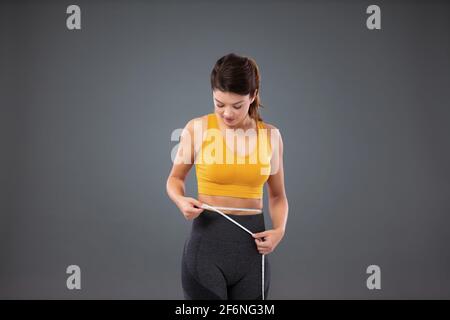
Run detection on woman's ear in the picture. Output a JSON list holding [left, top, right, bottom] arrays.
[[250, 89, 258, 104]]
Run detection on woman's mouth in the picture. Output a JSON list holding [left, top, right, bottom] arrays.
[[224, 118, 234, 124]]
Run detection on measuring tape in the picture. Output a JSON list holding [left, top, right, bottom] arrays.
[[200, 203, 266, 300]]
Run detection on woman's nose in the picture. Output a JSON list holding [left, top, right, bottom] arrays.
[[224, 110, 233, 118]]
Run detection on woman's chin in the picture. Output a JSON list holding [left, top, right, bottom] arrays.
[[224, 119, 235, 126]]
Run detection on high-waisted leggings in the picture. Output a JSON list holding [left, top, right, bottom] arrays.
[[181, 209, 270, 300]]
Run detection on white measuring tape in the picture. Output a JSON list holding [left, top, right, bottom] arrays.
[[200, 203, 266, 300]]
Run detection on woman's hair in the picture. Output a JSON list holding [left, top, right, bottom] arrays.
[[210, 53, 264, 121]]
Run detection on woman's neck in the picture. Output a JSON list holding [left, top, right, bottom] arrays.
[[221, 113, 255, 131]]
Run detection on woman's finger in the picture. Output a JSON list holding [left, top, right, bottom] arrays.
[[187, 207, 203, 214], [255, 238, 271, 249], [191, 198, 203, 208]]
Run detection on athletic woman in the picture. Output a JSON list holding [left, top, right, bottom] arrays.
[[166, 53, 288, 300]]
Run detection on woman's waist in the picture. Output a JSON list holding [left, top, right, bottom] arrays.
[[198, 194, 263, 215], [191, 209, 266, 242]]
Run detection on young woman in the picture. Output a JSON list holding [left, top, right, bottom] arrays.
[[166, 53, 288, 300]]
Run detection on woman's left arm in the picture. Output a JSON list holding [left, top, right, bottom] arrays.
[[253, 126, 289, 254]]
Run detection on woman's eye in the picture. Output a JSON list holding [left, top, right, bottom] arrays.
[[216, 104, 241, 109]]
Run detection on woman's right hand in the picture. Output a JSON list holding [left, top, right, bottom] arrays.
[[176, 196, 204, 220]]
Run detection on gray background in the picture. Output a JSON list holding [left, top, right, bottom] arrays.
[[1, 0, 449, 299]]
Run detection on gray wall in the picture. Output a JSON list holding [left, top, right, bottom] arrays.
[[1, 0, 449, 299]]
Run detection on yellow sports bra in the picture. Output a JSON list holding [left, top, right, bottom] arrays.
[[195, 113, 272, 199]]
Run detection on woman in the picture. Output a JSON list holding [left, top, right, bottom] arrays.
[[166, 53, 288, 300]]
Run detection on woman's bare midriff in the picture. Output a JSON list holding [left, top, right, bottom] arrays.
[[198, 194, 263, 215]]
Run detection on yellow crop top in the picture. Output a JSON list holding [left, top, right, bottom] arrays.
[[195, 113, 273, 199]]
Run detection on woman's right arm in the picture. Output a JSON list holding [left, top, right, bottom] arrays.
[[166, 118, 204, 220]]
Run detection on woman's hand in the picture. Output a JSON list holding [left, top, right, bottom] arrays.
[[176, 196, 204, 220], [252, 228, 285, 255]]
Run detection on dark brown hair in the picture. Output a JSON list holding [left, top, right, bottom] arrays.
[[210, 53, 264, 121]]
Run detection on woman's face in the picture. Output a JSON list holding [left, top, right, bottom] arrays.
[[213, 89, 256, 127]]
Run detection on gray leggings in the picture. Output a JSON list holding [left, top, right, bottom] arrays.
[[181, 209, 270, 300]]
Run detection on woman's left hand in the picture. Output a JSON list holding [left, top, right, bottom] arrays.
[[252, 228, 285, 255]]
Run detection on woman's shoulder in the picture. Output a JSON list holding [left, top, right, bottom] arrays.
[[260, 120, 277, 130], [259, 120, 282, 148], [185, 113, 209, 127], [259, 120, 279, 135], [183, 114, 210, 138]]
